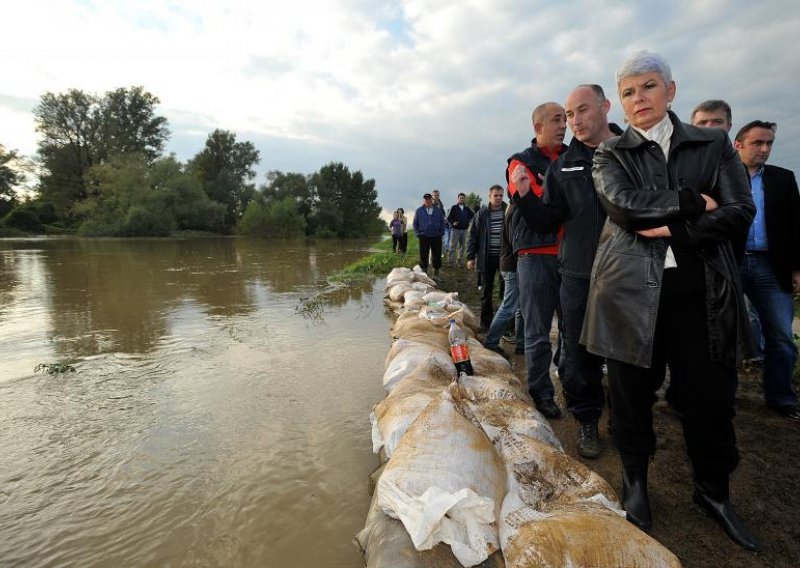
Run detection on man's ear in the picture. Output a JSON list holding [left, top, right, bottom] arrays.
[[733, 140, 743, 151], [533, 122, 543, 135]]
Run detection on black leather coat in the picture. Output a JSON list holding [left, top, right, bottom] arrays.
[[581, 112, 755, 368]]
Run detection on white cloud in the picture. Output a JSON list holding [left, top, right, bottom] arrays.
[[2, 0, 799, 216]]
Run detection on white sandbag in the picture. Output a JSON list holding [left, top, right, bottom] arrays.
[[356, 466, 507, 568], [386, 267, 414, 285], [386, 338, 448, 367], [371, 368, 452, 457], [495, 430, 618, 510], [422, 291, 458, 305], [388, 281, 415, 302], [499, 493, 681, 568], [383, 347, 456, 393], [465, 399, 562, 451], [404, 290, 427, 308], [411, 267, 438, 286], [377, 391, 506, 567]]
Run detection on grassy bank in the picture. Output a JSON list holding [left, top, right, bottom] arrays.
[[329, 233, 484, 310]]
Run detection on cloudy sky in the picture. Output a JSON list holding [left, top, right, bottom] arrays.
[[2, 0, 798, 218]]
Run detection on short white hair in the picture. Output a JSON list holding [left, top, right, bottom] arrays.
[[615, 50, 672, 87]]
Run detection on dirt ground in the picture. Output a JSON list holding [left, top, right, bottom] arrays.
[[436, 265, 800, 568]]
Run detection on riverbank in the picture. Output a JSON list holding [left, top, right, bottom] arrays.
[[347, 246, 799, 568]]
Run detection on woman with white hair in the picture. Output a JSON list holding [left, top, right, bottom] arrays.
[[582, 50, 760, 551]]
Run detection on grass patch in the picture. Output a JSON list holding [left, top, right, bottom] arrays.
[[328, 234, 420, 284]]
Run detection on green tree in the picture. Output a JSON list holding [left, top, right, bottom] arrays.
[[465, 191, 482, 211], [0, 145, 24, 217], [263, 170, 312, 224], [98, 86, 169, 163], [187, 129, 260, 230], [307, 162, 382, 238], [33, 87, 169, 224]]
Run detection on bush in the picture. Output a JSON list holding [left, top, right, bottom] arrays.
[[1, 206, 44, 232], [238, 196, 306, 238]]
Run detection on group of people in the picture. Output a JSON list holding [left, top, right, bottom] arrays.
[[504, 50, 799, 553], [405, 50, 800, 553]]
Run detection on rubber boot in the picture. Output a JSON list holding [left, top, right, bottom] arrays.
[[693, 478, 762, 552], [621, 453, 652, 530]]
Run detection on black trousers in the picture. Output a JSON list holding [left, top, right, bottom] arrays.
[[478, 255, 503, 329], [418, 235, 442, 272], [607, 267, 739, 482], [561, 275, 605, 423]]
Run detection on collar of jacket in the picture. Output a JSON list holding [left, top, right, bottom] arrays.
[[615, 111, 715, 151], [562, 123, 625, 163]]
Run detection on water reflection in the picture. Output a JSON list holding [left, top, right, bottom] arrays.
[[0, 236, 375, 361]]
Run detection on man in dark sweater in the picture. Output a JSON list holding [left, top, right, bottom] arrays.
[[467, 185, 506, 330]]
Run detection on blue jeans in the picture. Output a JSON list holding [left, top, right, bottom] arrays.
[[448, 228, 468, 263], [517, 254, 561, 402], [484, 271, 525, 348], [560, 275, 605, 422], [739, 253, 798, 407]]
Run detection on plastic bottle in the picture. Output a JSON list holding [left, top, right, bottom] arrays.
[[448, 319, 474, 376]]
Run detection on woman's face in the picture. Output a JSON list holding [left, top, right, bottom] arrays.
[[618, 71, 676, 130]]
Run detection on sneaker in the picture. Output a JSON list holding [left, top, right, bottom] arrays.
[[485, 345, 509, 359], [433, 268, 440, 277], [769, 403, 800, 421], [502, 332, 516, 344], [576, 421, 601, 459], [535, 399, 562, 419]]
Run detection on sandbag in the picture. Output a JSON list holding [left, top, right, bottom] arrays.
[[386, 267, 414, 285], [494, 430, 618, 510], [499, 498, 681, 568], [465, 399, 562, 451], [356, 467, 507, 568], [377, 391, 506, 567], [388, 281, 415, 302], [371, 368, 452, 457], [453, 374, 529, 404], [383, 345, 456, 393]]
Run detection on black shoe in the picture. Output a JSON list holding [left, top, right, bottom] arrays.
[[576, 421, 601, 459], [535, 399, 562, 419], [768, 403, 800, 421], [693, 488, 762, 552], [621, 454, 651, 531]]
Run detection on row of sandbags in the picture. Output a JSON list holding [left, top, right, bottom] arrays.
[[355, 266, 682, 568]]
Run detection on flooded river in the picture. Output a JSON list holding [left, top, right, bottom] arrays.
[[0, 236, 390, 567]]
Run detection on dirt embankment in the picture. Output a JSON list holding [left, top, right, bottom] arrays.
[[436, 264, 800, 568]]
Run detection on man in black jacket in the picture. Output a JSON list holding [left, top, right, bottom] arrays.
[[513, 85, 622, 456], [467, 185, 506, 330], [447, 192, 475, 264], [507, 101, 568, 419], [734, 120, 800, 420]]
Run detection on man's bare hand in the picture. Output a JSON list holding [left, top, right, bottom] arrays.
[[466, 260, 475, 271], [511, 165, 531, 196], [636, 226, 672, 238], [701, 193, 719, 211]]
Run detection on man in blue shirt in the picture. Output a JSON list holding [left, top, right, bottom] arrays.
[[413, 192, 446, 276], [734, 120, 800, 421]]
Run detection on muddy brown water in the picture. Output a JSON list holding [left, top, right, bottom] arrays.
[[0, 236, 390, 567]]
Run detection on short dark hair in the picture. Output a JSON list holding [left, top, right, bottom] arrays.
[[735, 120, 777, 142], [488, 184, 504, 194], [457, 192, 466, 198], [577, 84, 607, 103], [691, 99, 731, 123]]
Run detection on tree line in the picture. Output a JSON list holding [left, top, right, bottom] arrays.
[[0, 86, 384, 238]]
